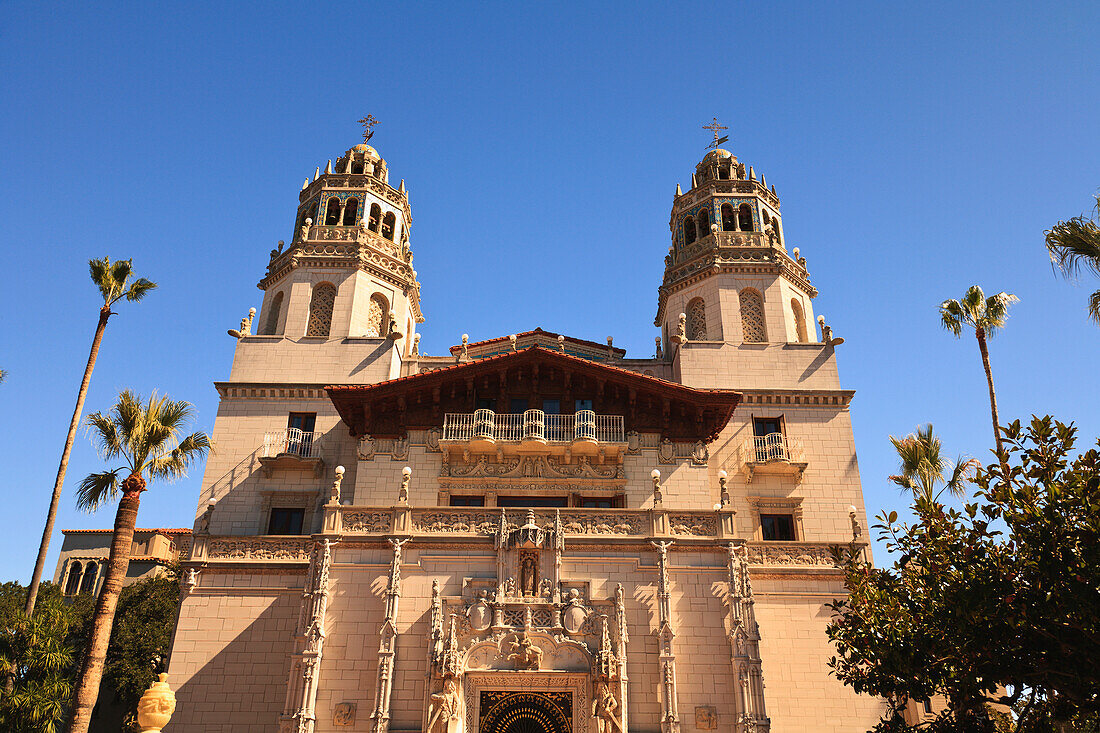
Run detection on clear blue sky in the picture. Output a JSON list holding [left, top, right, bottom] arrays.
[[1, 2, 1097, 581]]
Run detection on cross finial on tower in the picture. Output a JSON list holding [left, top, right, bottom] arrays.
[[358, 115, 379, 143], [702, 116, 729, 150]]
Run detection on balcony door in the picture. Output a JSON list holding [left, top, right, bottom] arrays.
[[287, 413, 316, 456]]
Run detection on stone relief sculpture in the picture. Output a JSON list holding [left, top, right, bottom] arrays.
[[593, 679, 623, 733], [425, 678, 460, 733], [467, 591, 492, 632], [507, 632, 543, 670], [562, 589, 588, 635]]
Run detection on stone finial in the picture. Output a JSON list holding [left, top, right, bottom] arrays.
[[412, 333, 421, 356], [691, 173, 698, 188], [509, 334, 517, 351], [314, 166, 320, 181], [399, 466, 412, 503], [557, 334, 565, 352], [227, 307, 256, 339], [135, 673, 176, 732], [762, 175, 767, 189], [671, 313, 687, 345], [651, 469, 663, 507], [399, 179, 406, 193], [748, 166, 755, 180], [718, 469, 730, 507], [324, 160, 332, 175], [793, 247, 800, 259], [655, 336, 663, 359], [817, 315, 842, 345], [329, 465, 345, 505], [675, 183, 682, 197], [302, 178, 309, 191]]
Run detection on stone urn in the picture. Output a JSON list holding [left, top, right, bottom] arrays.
[[136, 673, 177, 732]]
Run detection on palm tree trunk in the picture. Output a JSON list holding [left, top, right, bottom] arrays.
[[25, 305, 112, 617], [65, 481, 141, 733], [976, 329, 1012, 487]]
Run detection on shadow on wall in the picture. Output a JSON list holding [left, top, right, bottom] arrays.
[[166, 592, 300, 733], [351, 339, 398, 378]]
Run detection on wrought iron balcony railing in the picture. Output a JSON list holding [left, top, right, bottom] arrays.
[[749, 432, 804, 463], [442, 410, 625, 444], [262, 428, 320, 459]]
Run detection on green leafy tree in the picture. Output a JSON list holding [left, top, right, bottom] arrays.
[[889, 423, 978, 502], [940, 286, 1018, 484], [66, 391, 208, 733], [0, 583, 92, 733], [1045, 192, 1100, 324], [827, 417, 1100, 732], [26, 258, 156, 617]]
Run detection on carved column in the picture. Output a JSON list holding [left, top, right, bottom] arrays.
[[727, 543, 770, 733], [494, 509, 508, 600], [284, 538, 335, 733], [615, 583, 630, 733], [371, 538, 410, 733], [651, 540, 680, 733]]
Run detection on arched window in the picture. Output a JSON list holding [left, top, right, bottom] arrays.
[[686, 298, 707, 340], [381, 212, 396, 240], [306, 283, 337, 337], [698, 208, 711, 236], [369, 203, 382, 232], [365, 293, 388, 337], [342, 198, 359, 226], [738, 204, 754, 232], [262, 291, 284, 336], [306, 200, 318, 225], [721, 204, 737, 231], [351, 162, 364, 174], [65, 561, 83, 595], [718, 166, 730, 180], [324, 197, 342, 225], [80, 562, 98, 594], [740, 289, 767, 342], [791, 298, 808, 343], [683, 216, 697, 245]]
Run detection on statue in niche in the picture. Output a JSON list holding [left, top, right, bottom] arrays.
[[426, 677, 460, 733], [562, 588, 588, 634], [520, 555, 538, 597], [467, 590, 491, 632], [503, 577, 516, 598], [593, 680, 623, 733]]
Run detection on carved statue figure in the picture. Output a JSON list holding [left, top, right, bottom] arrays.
[[562, 588, 588, 634], [426, 677, 460, 733], [507, 633, 542, 670], [592, 680, 623, 733], [503, 577, 516, 598], [520, 555, 538, 597], [333, 702, 356, 726]]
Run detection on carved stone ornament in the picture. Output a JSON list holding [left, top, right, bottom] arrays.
[[136, 673, 176, 732], [444, 454, 622, 480], [343, 511, 390, 533], [695, 705, 718, 730], [561, 589, 588, 635], [691, 440, 709, 466], [507, 632, 543, 670], [626, 431, 641, 454], [357, 435, 376, 460], [426, 427, 442, 452], [208, 537, 311, 561], [467, 591, 492, 632], [658, 438, 676, 464], [333, 702, 356, 726]]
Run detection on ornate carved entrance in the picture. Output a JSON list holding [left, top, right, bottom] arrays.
[[478, 691, 572, 733]]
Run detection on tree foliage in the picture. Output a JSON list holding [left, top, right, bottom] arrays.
[[1045, 193, 1100, 324], [828, 417, 1100, 732]]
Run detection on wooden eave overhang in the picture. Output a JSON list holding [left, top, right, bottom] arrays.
[[327, 346, 740, 442]]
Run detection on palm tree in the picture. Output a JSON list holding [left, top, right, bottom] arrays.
[[1045, 192, 1100, 324], [940, 286, 1017, 485], [889, 424, 978, 503], [65, 390, 209, 733], [25, 258, 156, 617]]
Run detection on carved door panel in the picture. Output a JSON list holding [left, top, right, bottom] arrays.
[[479, 691, 572, 733]]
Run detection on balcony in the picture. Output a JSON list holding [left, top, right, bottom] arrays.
[[259, 428, 325, 477], [742, 432, 807, 483], [442, 410, 625, 455]]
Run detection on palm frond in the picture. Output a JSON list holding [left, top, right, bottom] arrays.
[[88, 257, 115, 303], [84, 410, 123, 459], [113, 389, 146, 467], [124, 277, 157, 302], [939, 299, 965, 336], [944, 456, 980, 497], [149, 431, 210, 481], [76, 469, 123, 512], [982, 291, 1018, 335], [1088, 288, 1100, 325], [1045, 208, 1100, 279]]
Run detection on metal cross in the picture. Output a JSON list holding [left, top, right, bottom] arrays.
[[703, 116, 729, 150], [358, 115, 379, 143]]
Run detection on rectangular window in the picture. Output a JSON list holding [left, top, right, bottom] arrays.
[[541, 398, 560, 414], [449, 495, 486, 507], [476, 397, 496, 410], [575, 398, 593, 412], [761, 514, 796, 541], [753, 416, 782, 437], [578, 495, 624, 509], [287, 413, 317, 456], [268, 508, 305, 535], [510, 398, 528, 414], [922, 700, 933, 715], [498, 496, 569, 508]]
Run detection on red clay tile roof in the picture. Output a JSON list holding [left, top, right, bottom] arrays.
[[447, 328, 627, 357], [61, 528, 192, 535]]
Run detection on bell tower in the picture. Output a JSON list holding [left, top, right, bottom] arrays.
[[655, 132, 817, 355], [254, 140, 423, 349]]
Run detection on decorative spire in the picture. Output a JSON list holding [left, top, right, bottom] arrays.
[[358, 114, 379, 143], [675, 183, 682, 196], [324, 160, 332, 175], [702, 116, 729, 151]]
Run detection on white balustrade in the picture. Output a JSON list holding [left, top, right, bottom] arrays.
[[442, 410, 625, 443], [749, 432, 803, 463], [262, 428, 320, 458]]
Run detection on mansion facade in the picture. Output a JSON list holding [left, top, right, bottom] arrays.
[[165, 138, 887, 733]]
